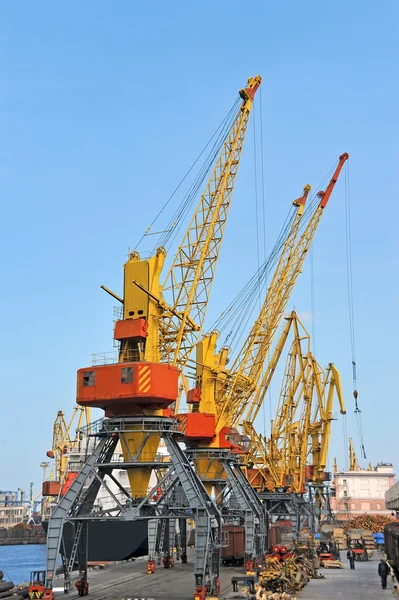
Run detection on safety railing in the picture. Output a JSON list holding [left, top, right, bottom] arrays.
[[92, 351, 119, 365]]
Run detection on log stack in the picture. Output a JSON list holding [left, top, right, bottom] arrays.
[[343, 515, 395, 533], [0, 573, 28, 599], [256, 554, 319, 597]]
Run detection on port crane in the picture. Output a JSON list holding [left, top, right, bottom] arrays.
[[179, 153, 348, 559], [305, 363, 346, 529], [334, 438, 373, 472], [243, 310, 316, 494], [243, 324, 346, 533], [255, 344, 346, 494], [42, 75, 261, 600], [43, 407, 91, 494]]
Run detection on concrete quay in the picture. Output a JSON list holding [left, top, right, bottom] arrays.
[[52, 551, 397, 599]]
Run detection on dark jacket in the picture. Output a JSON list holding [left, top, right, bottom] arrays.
[[378, 562, 390, 577], [347, 550, 354, 559]]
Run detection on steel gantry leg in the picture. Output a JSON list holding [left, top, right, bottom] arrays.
[[147, 519, 157, 574], [162, 518, 175, 568], [223, 458, 266, 568], [45, 435, 110, 590], [194, 509, 212, 597], [75, 521, 89, 597], [164, 432, 221, 599], [233, 464, 267, 558], [222, 461, 255, 569]]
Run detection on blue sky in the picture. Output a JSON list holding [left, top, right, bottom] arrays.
[[0, 1, 397, 493]]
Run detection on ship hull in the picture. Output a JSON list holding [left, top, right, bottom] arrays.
[[42, 520, 148, 561]]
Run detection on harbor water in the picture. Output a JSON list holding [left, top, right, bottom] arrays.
[[0, 544, 46, 584]]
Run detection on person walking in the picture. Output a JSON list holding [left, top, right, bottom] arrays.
[[378, 558, 390, 590], [347, 547, 356, 570]]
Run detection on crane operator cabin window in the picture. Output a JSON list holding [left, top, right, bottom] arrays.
[[83, 371, 95, 387], [121, 367, 133, 384]]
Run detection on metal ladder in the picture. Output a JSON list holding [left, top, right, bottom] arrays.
[[63, 520, 83, 588], [158, 518, 167, 563]]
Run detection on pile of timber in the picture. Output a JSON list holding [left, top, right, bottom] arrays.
[[0, 572, 28, 600], [343, 515, 395, 533], [256, 553, 321, 597]]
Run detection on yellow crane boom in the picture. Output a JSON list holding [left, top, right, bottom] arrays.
[[216, 153, 349, 433], [184, 184, 311, 438], [214, 185, 310, 428], [159, 76, 262, 370]]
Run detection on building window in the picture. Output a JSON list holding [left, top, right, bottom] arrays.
[[344, 491, 347, 497], [121, 367, 133, 384], [343, 479, 347, 485], [377, 503, 381, 510], [344, 502, 349, 511], [83, 371, 96, 387], [351, 503, 355, 510]]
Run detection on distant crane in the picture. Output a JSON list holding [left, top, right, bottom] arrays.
[[45, 407, 90, 486]]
